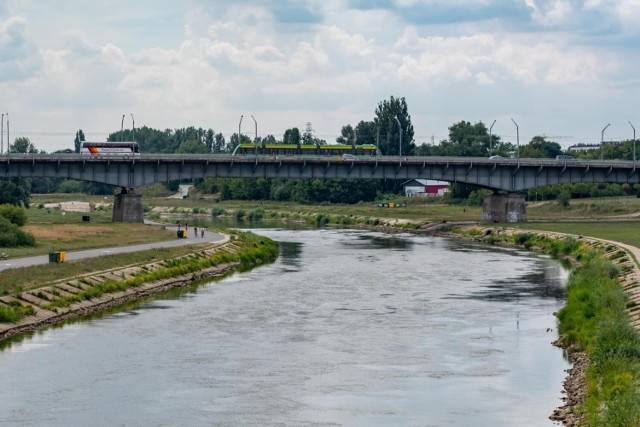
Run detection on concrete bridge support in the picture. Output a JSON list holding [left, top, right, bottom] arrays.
[[482, 193, 527, 223], [112, 188, 144, 223]]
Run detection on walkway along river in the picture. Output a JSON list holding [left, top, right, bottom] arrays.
[[0, 228, 569, 426]]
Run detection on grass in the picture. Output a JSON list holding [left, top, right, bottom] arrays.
[[0, 231, 278, 322], [453, 226, 640, 426], [511, 221, 640, 249], [527, 196, 640, 220], [2, 200, 177, 258], [0, 244, 211, 295]]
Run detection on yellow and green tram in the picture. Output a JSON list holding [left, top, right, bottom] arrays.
[[233, 143, 381, 157]]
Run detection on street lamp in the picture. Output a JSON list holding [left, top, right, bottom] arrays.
[[238, 115, 243, 148], [131, 113, 135, 142], [6, 112, 8, 151], [121, 114, 125, 143], [394, 116, 402, 157], [511, 118, 519, 159], [630, 121, 636, 162], [601, 123, 610, 160], [251, 115, 257, 157], [489, 119, 496, 156], [1, 113, 4, 154]]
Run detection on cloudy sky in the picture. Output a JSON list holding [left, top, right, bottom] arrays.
[[1, 0, 640, 153]]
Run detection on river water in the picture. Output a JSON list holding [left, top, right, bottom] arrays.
[[0, 228, 569, 426]]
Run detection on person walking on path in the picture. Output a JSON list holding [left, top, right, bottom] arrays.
[[201, 228, 205, 238], [193, 227, 198, 238]]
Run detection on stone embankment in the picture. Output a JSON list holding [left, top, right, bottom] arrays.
[[0, 238, 242, 342]]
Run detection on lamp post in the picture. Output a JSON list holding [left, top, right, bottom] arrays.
[[6, 112, 8, 151], [131, 113, 135, 142], [601, 123, 610, 160], [251, 115, 257, 158], [630, 121, 636, 162], [394, 116, 402, 157], [121, 114, 125, 143], [238, 115, 243, 149], [489, 119, 496, 156], [511, 118, 519, 159], [1, 113, 4, 154]]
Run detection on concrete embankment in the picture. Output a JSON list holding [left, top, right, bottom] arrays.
[[0, 235, 274, 342]]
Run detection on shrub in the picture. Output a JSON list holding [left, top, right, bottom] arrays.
[[211, 206, 225, 217], [248, 208, 265, 222], [0, 204, 27, 226], [0, 217, 35, 248], [234, 209, 246, 220]]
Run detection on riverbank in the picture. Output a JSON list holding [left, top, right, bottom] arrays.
[[443, 224, 640, 426], [0, 230, 279, 342]]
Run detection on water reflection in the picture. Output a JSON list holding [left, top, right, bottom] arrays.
[[0, 228, 569, 426]]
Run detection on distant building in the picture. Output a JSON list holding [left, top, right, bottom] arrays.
[[568, 144, 599, 152], [568, 141, 622, 152], [402, 179, 450, 197]]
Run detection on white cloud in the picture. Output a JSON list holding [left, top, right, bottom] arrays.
[[2, 0, 640, 151], [528, 0, 575, 27], [0, 15, 41, 80]]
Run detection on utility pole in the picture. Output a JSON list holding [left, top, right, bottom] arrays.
[[131, 114, 135, 142]]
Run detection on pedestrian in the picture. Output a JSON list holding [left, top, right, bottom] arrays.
[[201, 228, 205, 238], [194, 226, 197, 237]]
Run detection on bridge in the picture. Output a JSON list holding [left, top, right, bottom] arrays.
[[2, 153, 639, 222]]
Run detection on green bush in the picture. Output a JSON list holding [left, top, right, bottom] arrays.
[[0, 217, 35, 248], [315, 214, 329, 226], [211, 206, 225, 217], [234, 209, 246, 220], [248, 208, 265, 222], [0, 204, 27, 226]]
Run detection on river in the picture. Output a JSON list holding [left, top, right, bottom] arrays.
[[0, 228, 569, 426]]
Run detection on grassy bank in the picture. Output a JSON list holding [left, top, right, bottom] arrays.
[[513, 221, 640, 250], [453, 227, 640, 425], [0, 244, 211, 295], [0, 231, 278, 325], [3, 203, 177, 259]]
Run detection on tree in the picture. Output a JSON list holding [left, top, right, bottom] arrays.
[[227, 133, 251, 153], [0, 204, 27, 226], [9, 137, 38, 154], [74, 129, 86, 153], [355, 120, 377, 145], [177, 139, 208, 154], [283, 128, 301, 146], [205, 128, 215, 152], [519, 136, 562, 158], [374, 96, 415, 156], [0, 179, 31, 207], [336, 125, 355, 145], [432, 121, 492, 157], [213, 133, 226, 153]]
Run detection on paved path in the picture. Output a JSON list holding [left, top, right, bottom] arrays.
[[0, 224, 227, 272]]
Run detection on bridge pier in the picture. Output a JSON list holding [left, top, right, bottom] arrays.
[[112, 188, 144, 223], [482, 193, 527, 223]]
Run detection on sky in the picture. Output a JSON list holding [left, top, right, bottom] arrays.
[[1, 0, 640, 153]]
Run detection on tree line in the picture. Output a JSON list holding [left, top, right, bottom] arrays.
[[2, 95, 639, 207]]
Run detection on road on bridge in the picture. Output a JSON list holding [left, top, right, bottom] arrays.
[[0, 223, 227, 272]]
